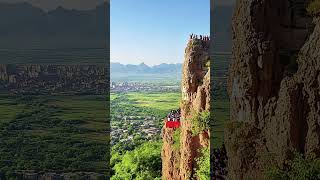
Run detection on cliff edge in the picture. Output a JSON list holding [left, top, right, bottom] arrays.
[[162, 36, 211, 179]]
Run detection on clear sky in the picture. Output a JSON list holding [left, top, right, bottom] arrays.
[[111, 0, 210, 66]]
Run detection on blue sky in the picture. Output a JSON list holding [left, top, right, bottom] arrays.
[[111, 0, 210, 66]]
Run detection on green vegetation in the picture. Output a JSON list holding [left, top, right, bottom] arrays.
[[111, 92, 181, 129], [111, 73, 181, 83], [126, 92, 181, 111], [212, 99, 229, 148], [265, 153, 320, 180], [0, 95, 108, 177], [173, 128, 181, 151], [111, 92, 180, 121], [212, 55, 229, 148], [307, 0, 320, 16], [111, 92, 181, 179], [111, 142, 162, 180], [190, 110, 210, 136], [194, 147, 210, 180]]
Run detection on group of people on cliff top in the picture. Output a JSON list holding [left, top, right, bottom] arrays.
[[167, 109, 181, 122], [190, 34, 210, 41]]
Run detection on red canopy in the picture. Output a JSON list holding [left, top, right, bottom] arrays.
[[166, 121, 180, 128]]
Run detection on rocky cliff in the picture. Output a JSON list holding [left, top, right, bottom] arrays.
[[226, 0, 319, 179], [162, 37, 210, 179]]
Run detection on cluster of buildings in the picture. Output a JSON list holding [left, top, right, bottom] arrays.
[[0, 64, 107, 94], [110, 117, 161, 145], [110, 81, 179, 92]]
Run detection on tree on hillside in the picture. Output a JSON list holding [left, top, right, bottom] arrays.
[[111, 141, 162, 180]]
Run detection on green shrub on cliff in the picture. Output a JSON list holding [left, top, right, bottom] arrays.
[[307, 0, 320, 16], [265, 152, 320, 180], [195, 147, 210, 180], [173, 128, 181, 151], [190, 111, 210, 136]]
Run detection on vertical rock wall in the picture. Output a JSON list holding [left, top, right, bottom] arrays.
[[162, 37, 210, 179], [226, 0, 320, 179]]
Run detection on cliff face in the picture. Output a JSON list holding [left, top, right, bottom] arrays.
[[226, 0, 320, 179], [162, 37, 210, 179]]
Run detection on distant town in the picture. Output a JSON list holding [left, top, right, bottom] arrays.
[[110, 81, 180, 92], [111, 117, 161, 145], [0, 64, 107, 94]]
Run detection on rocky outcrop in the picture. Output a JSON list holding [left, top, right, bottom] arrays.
[[0, 64, 107, 94], [162, 127, 180, 179], [226, 0, 319, 179], [162, 37, 210, 179]]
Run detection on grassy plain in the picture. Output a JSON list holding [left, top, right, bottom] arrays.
[[110, 92, 181, 120], [126, 92, 181, 111]]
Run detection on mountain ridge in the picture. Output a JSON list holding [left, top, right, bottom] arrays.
[[111, 62, 182, 74], [0, 1, 109, 49]]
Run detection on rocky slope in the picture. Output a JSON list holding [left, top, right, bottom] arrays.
[[226, 0, 319, 179], [162, 36, 210, 179]]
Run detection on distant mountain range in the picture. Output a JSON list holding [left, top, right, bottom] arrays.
[[0, 2, 109, 49], [0, 1, 232, 52], [111, 62, 182, 74]]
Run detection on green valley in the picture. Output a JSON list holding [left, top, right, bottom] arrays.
[[0, 95, 108, 177], [110, 91, 181, 179]]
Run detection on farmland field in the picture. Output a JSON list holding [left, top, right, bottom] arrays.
[[110, 92, 181, 119], [126, 92, 181, 111], [0, 94, 109, 176], [212, 99, 229, 147]]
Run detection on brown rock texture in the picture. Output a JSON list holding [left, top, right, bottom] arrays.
[[162, 37, 210, 179], [162, 127, 181, 179], [226, 0, 320, 179]]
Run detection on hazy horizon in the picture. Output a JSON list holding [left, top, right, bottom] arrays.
[[111, 61, 182, 66]]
